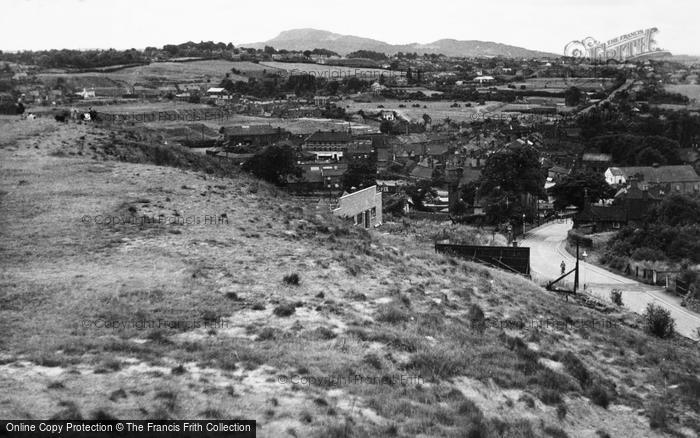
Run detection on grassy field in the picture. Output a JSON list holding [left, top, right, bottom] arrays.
[[665, 84, 700, 102], [338, 99, 510, 123], [37, 60, 249, 88], [259, 62, 392, 80], [521, 77, 616, 92], [1, 115, 700, 437]]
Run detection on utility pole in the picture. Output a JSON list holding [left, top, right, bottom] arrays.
[[574, 239, 580, 292]]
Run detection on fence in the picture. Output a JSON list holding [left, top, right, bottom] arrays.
[[408, 211, 451, 222], [435, 243, 530, 276]]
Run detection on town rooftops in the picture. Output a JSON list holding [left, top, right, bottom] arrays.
[[305, 131, 353, 143], [609, 165, 700, 183], [410, 165, 434, 180], [576, 205, 627, 222]]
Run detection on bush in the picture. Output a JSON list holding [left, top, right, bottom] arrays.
[[642, 303, 675, 338], [630, 247, 667, 262], [283, 273, 300, 286], [561, 352, 591, 388], [467, 304, 486, 333], [544, 426, 569, 438], [376, 303, 411, 324], [588, 384, 610, 408], [273, 303, 296, 317], [556, 403, 567, 420], [610, 289, 623, 306], [648, 402, 667, 429]]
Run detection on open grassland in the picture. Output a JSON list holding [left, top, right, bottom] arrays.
[[259, 62, 392, 80], [0, 116, 699, 437], [338, 99, 509, 123], [37, 60, 248, 88], [665, 84, 700, 102], [521, 77, 616, 92]]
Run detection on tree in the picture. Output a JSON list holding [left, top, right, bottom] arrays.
[[479, 144, 544, 197], [342, 160, 377, 191], [242, 145, 300, 186], [564, 86, 583, 106], [551, 169, 614, 210], [379, 120, 393, 134], [477, 144, 545, 223], [406, 181, 436, 211]]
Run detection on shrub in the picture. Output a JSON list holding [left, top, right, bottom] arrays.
[[561, 351, 591, 388], [171, 364, 186, 375], [588, 384, 610, 408], [544, 426, 570, 438], [538, 388, 562, 405], [273, 303, 296, 317], [406, 345, 464, 380], [467, 304, 486, 333], [610, 289, 623, 306], [283, 273, 300, 286], [363, 353, 382, 369], [648, 402, 667, 429], [631, 247, 666, 262], [376, 303, 411, 324], [556, 403, 567, 420], [642, 303, 675, 338]]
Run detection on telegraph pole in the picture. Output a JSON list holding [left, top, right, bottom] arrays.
[[574, 239, 580, 292]]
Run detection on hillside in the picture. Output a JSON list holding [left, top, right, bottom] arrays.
[[244, 28, 558, 58], [1, 116, 699, 437]]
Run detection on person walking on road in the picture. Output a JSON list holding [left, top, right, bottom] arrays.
[[560, 260, 566, 275]]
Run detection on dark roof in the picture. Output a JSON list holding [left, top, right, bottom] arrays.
[[614, 185, 661, 201], [224, 125, 282, 136], [549, 165, 569, 175], [613, 165, 700, 183], [577, 205, 627, 222], [306, 131, 352, 143], [425, 143, 450, 156]]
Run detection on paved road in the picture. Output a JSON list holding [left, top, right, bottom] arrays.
[[521, 221, 700, 340]]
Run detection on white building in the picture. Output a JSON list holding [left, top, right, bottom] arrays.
[[333, 185, 383, 228]]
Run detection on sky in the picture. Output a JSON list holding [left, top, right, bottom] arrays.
[[1, 0, 698, 55]]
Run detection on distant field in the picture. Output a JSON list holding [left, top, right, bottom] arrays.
[[37, 60, 247, 88], [259, 61, 393, 80], [520, 77, 615, 92], [665, 84, 700, 101], [338, 99, 508, 122], [114, 60, 248, 83], [144, 116, 377, 135]]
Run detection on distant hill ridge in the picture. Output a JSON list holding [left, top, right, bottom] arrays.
[[243, 28, 558, 58]]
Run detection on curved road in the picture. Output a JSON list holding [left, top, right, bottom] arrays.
[[521, 220, 700, 340]]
